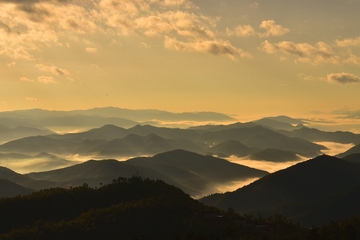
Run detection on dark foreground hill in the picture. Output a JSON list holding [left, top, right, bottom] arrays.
[[201, 155, 360, 226], [0, 177, 309, 240]]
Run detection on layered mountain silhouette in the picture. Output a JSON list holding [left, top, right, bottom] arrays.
[[337, 143, 360, 158], [0, 107, 235, 131], [280, 126, 360, 145], [0, 179, 33, 197], [0, 124, 53, 143], [209, 140, 252, 157], [0, 123, 324, 163], [249, 148, 301, 162], [200, 155, 360, 226], [25, 150, 268, 198]]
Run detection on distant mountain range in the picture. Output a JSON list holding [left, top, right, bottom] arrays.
[[200, 155, 360, 226], [0, 150, 268, 198]]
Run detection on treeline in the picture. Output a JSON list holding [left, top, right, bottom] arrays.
[[0, 177, 358, 239]]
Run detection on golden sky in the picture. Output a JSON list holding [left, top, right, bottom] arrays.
[[1, 0, 360, 122]]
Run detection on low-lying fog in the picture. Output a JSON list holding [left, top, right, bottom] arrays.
[[0, 141, 355, 198]]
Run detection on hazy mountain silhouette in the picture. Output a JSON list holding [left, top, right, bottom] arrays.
[[253, 118, 297, 131], [257, 116, 305, 125], [26, 150, 267, 197], [201, 125, 325, 157], [342, 153, 360, 163], [209, 140, 252, 157], [0, 124, 53, 143], [280, 126, 360, 144], [249, 148, 301, 162], [97, 133, 206, 158], [0, 166, 55, 191], [0, 179, 33, 197], [188, 122, 257, 132], [337, 143, 360, 158], [0, 136, 82, 155], [200, 155, 360, 226], [0, 107, 235, 127], [126, 150, 268, 197]]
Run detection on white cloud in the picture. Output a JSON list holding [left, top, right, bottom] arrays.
[[327, 72, 360, 84], [38, 76, 57, 84], [336, 36, 360, 47], [259, 20, 289, 37], [261, 40, 339, 65]]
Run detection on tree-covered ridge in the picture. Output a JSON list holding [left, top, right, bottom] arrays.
[[0, 176, 303, 239], [0, 176, 359, 239]]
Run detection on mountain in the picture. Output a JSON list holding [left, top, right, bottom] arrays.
[[280, 126, 360, 145], [209, 140, 252, 157], [0, 136, 82, 155], [27, 150, 268, 197], [253, 118, 297, 131], [97, 134, 206, 158], [0, 124, 54, 143], [188, 122, 257, 131], [342, 153, 360, 163], [0, 107, 235, 128], [249, 148, 301, 162], [0, 176, 312, 240], [200, 155, 360, 226], [337, 144, 360, 158], [201, 125, 326, 157], [126, 149, 268, 198], [0, 166, 55, 191], [0, 179, 33, 198], [257, 116, 305, 125]]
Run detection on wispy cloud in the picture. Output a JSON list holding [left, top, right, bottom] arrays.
[[85, 47, 97, 53], [164, 37, 252, 60], [38, 76, 57, 84], [226, 25, 256, 37], [25, 97, 38, 102], [261, 40, 339, 65]]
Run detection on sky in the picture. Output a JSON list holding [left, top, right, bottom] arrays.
[[1, 0, 360, 124]]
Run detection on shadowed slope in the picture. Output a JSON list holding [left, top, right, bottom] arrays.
[[201, 155, 360, 226]]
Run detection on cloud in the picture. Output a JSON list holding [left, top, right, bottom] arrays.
[[38, 76, 57, 83], [20, 77, 34, 82], [344, 53, 360, 65], [6, 61, 16, 67], [261, 40, 339, 65], [259, 20, 289, 37], [336, 36, 360, 47], [227, 20, 288, 38], [25, 97, 38, 102], [226, 25, 256, 37], [164, 36, 252, 60], [327, 72, 360, 84], [250, 2, 258, 9], [35, 64, 71, 76], [297, 73, 323, 82], [86, 47, 97, 53]]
